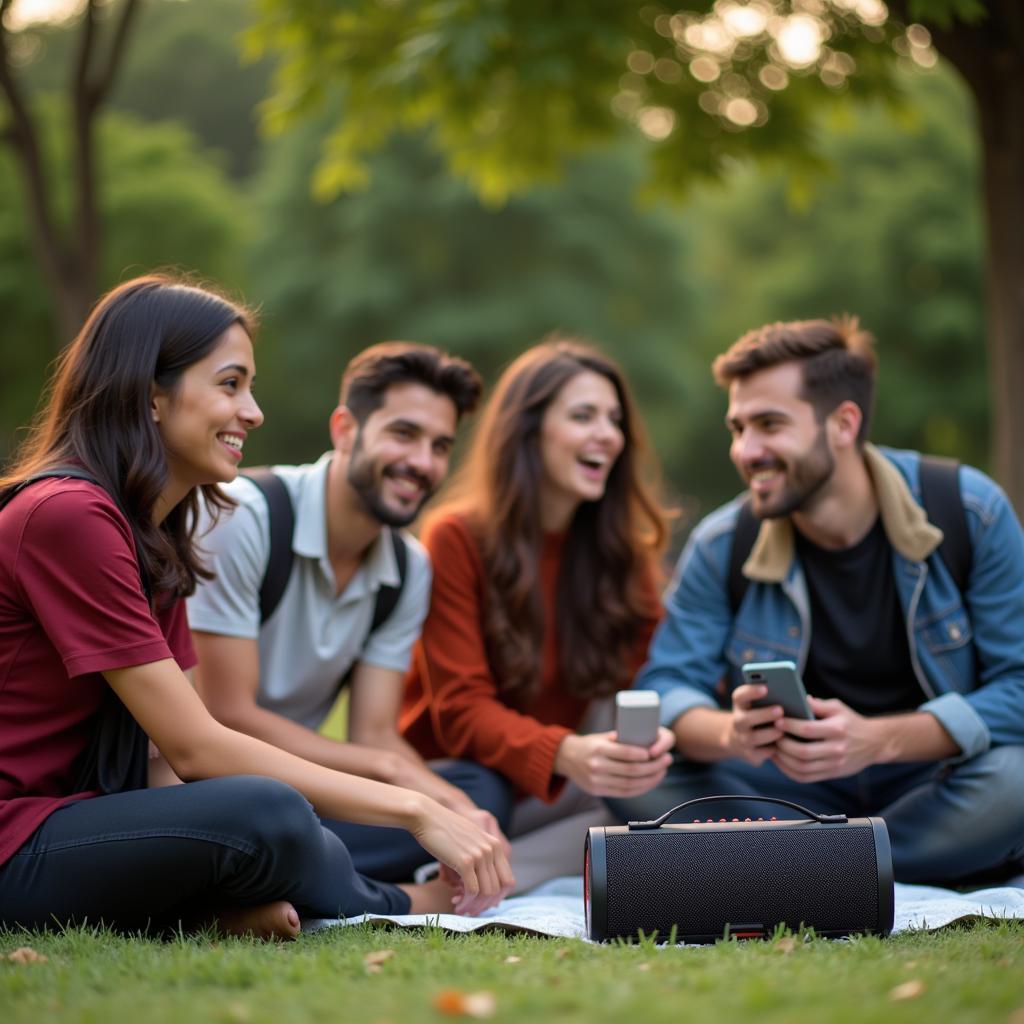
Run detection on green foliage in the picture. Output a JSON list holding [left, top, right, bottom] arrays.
[[16, 0, 274, 178], [0, 3, 988, 527], [243, 119, 700, 477], [0, 100, 246, 462], [1, 918, 1023, 1024], [671, 62, 986, 515], [908, 1, 989, 30], [244, 61, 985, 524], [249, 0, 924, 204]]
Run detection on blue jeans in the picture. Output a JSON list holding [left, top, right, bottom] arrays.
[[0, 776, 411, 932], [323, 760, 514, 882], [606, 746, 1024, 885]]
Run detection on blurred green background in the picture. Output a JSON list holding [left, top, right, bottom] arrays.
[[0, 0, 987, 543]]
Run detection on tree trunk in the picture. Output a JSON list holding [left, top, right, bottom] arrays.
[[0, 0, 140, 350], [920, 1, 1024, 512], [975, 53, 1024, 514]]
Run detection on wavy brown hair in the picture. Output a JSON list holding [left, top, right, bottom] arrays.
[[432, 338, 670, 706], [0, 274, 254, 602]]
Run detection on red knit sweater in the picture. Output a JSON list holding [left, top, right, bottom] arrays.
[[400, 513, 660, 801]]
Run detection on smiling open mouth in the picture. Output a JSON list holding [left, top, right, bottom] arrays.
[[219, 434, 244, 453]]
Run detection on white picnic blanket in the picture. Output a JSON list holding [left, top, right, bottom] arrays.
[[306, 876, 1024, 940]]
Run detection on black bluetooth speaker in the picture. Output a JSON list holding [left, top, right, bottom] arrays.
[[584, 795, 894, 943]]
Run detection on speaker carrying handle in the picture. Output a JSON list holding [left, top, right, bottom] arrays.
[[627, 794, 848, 830]]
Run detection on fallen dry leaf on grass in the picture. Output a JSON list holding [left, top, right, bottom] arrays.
[[636, 963, 652, 972], [1007, 1007, 1024, 1024], [554, 947, 572, 960], [363, 949, 395, 973], [889, 980, 925, 1001], [774, 937, 797, 954], [432, 989, 497, 1019], [503, 955, 522, 964], [6, 947, 48, 964]]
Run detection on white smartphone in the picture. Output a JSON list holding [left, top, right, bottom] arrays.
[[741, 660, 814, 720], [615, 690, 661, 747]]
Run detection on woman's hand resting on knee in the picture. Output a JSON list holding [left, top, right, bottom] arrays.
[[554, 728, 675, 798]]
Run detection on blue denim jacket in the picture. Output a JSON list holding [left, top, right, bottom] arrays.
[[639, 445, 1024, 757]]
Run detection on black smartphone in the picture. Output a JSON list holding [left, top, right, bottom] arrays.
[[741, 660, 814, 720]]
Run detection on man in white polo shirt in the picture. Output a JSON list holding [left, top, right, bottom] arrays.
[[188, 342, 511, 882]]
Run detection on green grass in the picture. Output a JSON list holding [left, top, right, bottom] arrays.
[[2, 921, 1022, 1024]]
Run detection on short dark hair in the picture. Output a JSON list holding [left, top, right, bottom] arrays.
[[712, 316, 878, 444], [339, 342, 481, 424]]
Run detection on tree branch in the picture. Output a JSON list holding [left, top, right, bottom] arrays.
[[90, 0, 141, 105], [73, 0, 98, 111], [71, 0, 101, 310], [0, 10, 70, 296]]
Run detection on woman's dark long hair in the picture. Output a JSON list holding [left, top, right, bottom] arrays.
[[433, 338, 671, 705], [0, 274, 255, 600]]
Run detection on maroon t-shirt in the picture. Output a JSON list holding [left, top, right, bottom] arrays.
[[0, 479, 196, 868]]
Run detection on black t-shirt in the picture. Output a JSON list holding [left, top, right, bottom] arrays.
[[794, 517, 925, 715]]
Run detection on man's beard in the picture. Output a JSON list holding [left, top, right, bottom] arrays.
[[748, 425, 835, 520], [347, 433, 434, 528]]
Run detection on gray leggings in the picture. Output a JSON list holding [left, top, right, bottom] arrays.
[[0, 775, 410, 932]]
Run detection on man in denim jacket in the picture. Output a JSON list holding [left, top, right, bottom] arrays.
[[615, 317, 1024, 885]]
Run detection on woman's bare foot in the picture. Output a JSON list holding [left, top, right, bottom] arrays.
[[215, 900, 301, 940], [399, 875, 458, 915]]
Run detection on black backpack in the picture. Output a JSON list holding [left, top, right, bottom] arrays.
[[726, 455, 971, 614], [0, 466, 150, 794], [241, 467, 408, 636]]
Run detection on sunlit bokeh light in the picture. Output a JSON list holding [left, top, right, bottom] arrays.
[[758, 63, 789, 90], [775, 15, 824, 68], [616, 0, 915, 134], [690, 55, 722, 82], [654, 58, 684, 83], [685, 20, 736, 57], [4, 0, 84, 29], [637, 106, 677, 140], [723, 96, 758, 126], [628, 50, 656, 75], [906, 23, 937, 67], [718, 1, 770, 38], [854, 0, 888, 27]]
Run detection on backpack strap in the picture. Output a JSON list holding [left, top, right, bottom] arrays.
[[725, 455, 971, 616], [918, 455, 971, 593], [241, 468, 295, 625], [370, 529, 408, 633], [727, 496, 759, 615], [1, 466, 102, 512], [336, 530, 409, 694]]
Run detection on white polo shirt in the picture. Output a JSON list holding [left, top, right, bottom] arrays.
[[188, 453, 432, 730]]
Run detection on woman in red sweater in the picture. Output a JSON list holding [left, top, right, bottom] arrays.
[[401, 339, 675, 883], [0, 275, 510, 938]]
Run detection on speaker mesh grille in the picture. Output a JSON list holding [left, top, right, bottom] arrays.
[[603, 824, 879, 940]]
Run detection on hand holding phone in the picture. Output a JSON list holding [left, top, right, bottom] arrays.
[[615, 690, 661, 748], [741, 661, 814, 721]]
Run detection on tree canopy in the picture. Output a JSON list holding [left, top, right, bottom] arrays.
[[249, 0, 1023, 509]]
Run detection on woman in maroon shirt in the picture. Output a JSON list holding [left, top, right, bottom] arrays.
[[0, 275, 510, 938]]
